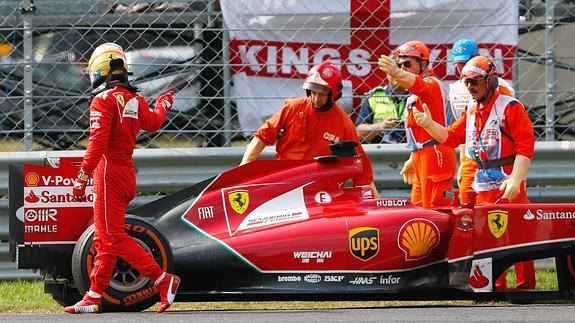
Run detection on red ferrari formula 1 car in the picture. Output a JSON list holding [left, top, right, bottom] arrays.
[[8, 143, 575, 312]]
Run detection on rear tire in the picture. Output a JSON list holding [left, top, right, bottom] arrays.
[[71, 216, 173, 312]]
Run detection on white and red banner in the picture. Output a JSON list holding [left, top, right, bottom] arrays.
[[221, 0, 518, 134]]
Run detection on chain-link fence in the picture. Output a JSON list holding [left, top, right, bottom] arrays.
[[1, 0, 574, 151]]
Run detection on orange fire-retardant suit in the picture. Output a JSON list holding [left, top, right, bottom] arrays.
[[255, 96, 374, 186], [378, 40, 456, 208], [435, 56, 536, 289], [451, 79, 515, 205], [407, 76, 457, 208], [242, 61, 375, 192]]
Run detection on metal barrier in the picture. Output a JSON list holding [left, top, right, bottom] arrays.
[[1, 141, 575, 198], [1, 141, 575, 279]]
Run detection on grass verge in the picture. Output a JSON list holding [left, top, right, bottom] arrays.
[[0, 280, 61, 313]]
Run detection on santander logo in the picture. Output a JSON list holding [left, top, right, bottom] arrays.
[[25, 191, 40, 203], [24, 189, 94, 205], [523, 209, 535, 220], [469, 264, 489, 288]]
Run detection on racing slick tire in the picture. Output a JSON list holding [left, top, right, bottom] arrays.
[[71, 216, 174, 312]]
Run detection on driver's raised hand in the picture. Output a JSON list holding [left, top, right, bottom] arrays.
[[155, 90, 175, 111]]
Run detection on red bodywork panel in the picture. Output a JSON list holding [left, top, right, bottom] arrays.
[[182, 158, 452, 272], [474, 203, 575, 252]]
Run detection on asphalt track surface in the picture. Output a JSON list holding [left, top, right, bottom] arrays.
[[1, 305, 574, 322]]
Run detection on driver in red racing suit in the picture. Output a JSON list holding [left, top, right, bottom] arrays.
[[65, 43, 180, 314]]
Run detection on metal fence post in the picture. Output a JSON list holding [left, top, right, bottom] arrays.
[[545, 0, 556, 141], [20, 0, 36, 151], [222, 22, 232, 146]]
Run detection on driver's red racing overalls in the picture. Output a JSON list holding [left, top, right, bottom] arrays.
[[80, 86, 166, 294]]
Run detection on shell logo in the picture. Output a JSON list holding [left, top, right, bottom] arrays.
[[25, 172, 40, 186], [398, 218, 440, 261]]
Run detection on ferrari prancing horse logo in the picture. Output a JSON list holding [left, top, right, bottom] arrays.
[[487, 210, 508, 238], [113, 93, 125, 107], [228, 190, 249, 214]]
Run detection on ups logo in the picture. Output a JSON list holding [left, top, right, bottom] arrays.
[[349, 227, 379, 261]]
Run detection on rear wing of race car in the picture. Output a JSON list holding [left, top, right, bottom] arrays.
[[8, 157, 94, 270]]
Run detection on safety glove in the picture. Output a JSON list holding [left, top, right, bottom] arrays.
[[73, 170, 89, 201], [155, 90, 175, 111]]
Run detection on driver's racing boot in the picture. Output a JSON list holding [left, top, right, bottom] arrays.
[[64, 294, 101, 314], [156, 273, 181, 313]]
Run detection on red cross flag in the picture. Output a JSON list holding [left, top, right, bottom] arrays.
[[221, 0, 518, 135]]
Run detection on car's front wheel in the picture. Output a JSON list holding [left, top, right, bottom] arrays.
[[71, 216, 173, 312]]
